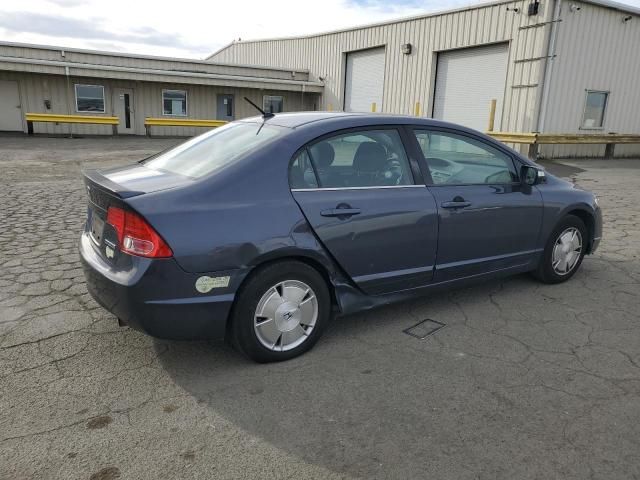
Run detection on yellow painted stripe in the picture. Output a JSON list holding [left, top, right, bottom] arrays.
[[144, 118, 227, 127], [486, 132, 537, 144], [25, 113, 119, 125], [537, 134, 640, 144], [487, 132, 640, 145]]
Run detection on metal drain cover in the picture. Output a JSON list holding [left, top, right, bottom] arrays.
[[403, 319, 446, 339]]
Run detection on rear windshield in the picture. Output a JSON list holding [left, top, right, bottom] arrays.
[[143, 122, 285, 178]]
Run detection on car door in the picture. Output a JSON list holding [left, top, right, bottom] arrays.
[[410, 128, 543, 282], [290, 127, 438, 295]]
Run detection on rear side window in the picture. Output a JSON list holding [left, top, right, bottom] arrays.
[[143, 123, 284, 178], [414, 130, 518, 185], [290, 129, 414, 189], [290, 150, 318, 189]]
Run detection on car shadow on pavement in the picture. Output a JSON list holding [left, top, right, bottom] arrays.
[[152, 273, 592, 479]]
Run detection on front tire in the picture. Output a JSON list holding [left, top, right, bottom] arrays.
[[533, 215, 587, 284], [229, 261, 331, 362]]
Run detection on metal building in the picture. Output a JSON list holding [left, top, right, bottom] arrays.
[[0, 42, 322, 136], [209, 0, 640, 157]]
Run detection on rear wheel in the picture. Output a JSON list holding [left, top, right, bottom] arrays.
[[533, 215, 587, 284], [230, 261, 331, 362]]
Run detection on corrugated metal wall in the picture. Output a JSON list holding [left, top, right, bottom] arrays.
[[210, 0, 553, 135], [0, 71, 318, 136], [541, 0, 640, 157]]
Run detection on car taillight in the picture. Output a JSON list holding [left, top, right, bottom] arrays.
[[106, 206, 172, 258]]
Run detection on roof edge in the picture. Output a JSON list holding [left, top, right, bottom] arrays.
[[0, 40, 309, 74]]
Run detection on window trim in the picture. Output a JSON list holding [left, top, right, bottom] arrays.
[[409, 126, 522, 187], [263, 95, 284, 114], [291, 185, 425, 192], [74, 84, 105, 114], [162, 89, 188, 117], [580, 89, 609, 131], [288, 125, 419, 191]]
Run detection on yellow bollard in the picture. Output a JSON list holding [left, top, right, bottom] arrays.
[[488, 99, 497, 132], [371, 102, 376, 113], [414, 102, 421, 117]]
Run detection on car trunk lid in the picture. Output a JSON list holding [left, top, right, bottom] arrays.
[[83, 165, 188, 265]]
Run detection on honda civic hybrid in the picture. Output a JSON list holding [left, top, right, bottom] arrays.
[[80, 112, 602, 362]]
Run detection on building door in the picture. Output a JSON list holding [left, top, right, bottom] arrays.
[[0, 80, 23, 131], [217, 94, 234, 121], [113, 88, 135, 134], [344, 47, 386, 113], [433, 43, 509, 132]]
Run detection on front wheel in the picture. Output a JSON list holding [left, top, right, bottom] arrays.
[[533, 214, 587, 284], [229, 261, 331, 362]]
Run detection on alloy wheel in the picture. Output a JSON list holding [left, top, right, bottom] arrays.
[[254, 280, 318, 351], [551, 227, 582, 275]]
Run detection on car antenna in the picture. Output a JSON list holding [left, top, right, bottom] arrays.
[[244, 96, 274, 119]]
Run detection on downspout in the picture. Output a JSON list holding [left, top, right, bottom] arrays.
[[536, 0, 562, 133], [64, 64, 73, 138]]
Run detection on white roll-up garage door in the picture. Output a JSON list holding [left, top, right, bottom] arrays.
[[344, 47, 385, 113], [433, 43, 509, 132]]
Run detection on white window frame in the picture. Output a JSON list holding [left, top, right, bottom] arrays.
[[162, 89, 188, 117], [74, 84, 105, 113], [263, 95, 284, 114], [580, 90, 609, 130]]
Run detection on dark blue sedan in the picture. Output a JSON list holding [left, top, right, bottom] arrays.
[[80, 112, 602, 362]]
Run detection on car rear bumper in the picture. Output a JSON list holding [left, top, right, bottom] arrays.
[[80, 233, 244, 340]]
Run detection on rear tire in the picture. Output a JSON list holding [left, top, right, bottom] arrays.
[[229, 261, 331, 362], [533, 214, 587, 284]]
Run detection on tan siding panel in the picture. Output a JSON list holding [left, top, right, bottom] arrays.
[[0, 70, 318, 136]]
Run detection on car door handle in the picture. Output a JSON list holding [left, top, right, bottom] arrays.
[[320, 208, 361, 217], [441, 201, 471, 209]]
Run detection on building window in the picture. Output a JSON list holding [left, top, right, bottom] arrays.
[[163, 89, 187, 116], [263, 95, 283, 114], [75, 84, 105, 113], [581, 91, 608, 129]]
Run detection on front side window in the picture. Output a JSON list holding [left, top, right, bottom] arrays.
[[143, 122, 284, 178], [414, 130, 518, 185], [263, 95, 283, 114], [75, 84, 105, 113], [163, 89, 187, 116], [582, 91, 608, 129], [290, 129, 414, 189]]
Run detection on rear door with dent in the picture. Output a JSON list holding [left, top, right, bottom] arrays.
[[289, 127, 439, 295]]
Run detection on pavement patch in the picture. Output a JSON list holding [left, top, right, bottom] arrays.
[[403, 318, 446, 339]]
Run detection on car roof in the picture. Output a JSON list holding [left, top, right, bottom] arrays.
[[238, 111, 461, 130], [234, 111, 532, 166]]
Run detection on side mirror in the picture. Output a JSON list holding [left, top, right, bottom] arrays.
[[521, 165, 545, 186]]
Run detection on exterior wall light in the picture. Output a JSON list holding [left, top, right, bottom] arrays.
[[401, 43, 412, 55]]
